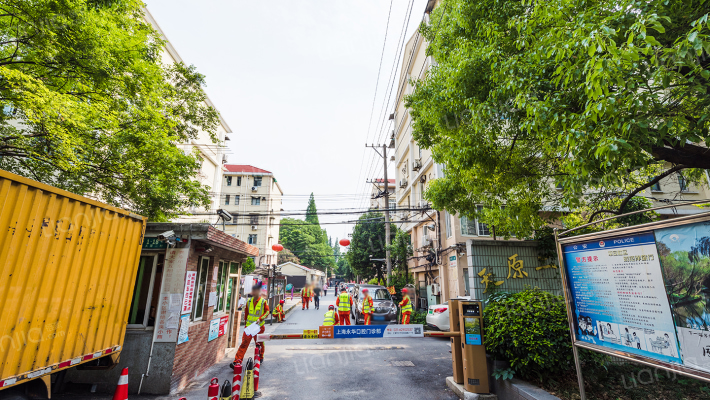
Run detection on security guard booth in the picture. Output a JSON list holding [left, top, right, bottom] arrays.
[[458, 300, 490, 393]]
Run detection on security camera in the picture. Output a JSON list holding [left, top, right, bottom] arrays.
[[217, 209, 233, 222], [158, 230, 175, 240]]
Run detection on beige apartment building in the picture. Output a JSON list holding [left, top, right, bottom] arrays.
[[145, 10, 232, 225], [369, 179, 396, 210], [220, 165, 283, 265], [392, 1, 710, 310]]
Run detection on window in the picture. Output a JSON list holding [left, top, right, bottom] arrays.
[[463, 268, 470, 296], [248, 234, 257, 245], [251, 197, 261, 206], [127, 255, 163, 327], [445, 211, 452, 238], [651, 181, 662, 192], [234, 195, 240, 205], [250, 214, 259, 225], [460, 216, 477, 236], [254, 176, 263, 187], [216, 261, 230, 313], [678, 173, 689, 192], [225, 195, 230, 205], [226, 176, 232, 186], [477, 206, 491, 236], [388, 199, 396, 210], [192, 257, 210, 321], [236, 176, 242, 186]]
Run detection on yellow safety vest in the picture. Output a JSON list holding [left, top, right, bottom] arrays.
[[247, 297, 266, 326], [363, 296, 373, 314], [338, 293, 351, 312], [301, 287, 309, 297], [400, 295, 412, 313], [323, 310, 336, 326]]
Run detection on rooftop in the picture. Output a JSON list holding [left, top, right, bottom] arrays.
[[224, 165, 272, 174]]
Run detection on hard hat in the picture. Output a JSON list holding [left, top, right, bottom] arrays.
[[279, 300, 284, 304], [328, 305, 335, 310], [362, 288, 369, 293], [402, 288, 408, 293]]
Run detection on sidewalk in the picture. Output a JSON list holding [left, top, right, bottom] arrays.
[[264, 296, 301, 323]]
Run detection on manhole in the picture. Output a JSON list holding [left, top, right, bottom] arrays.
[[389, 361, 415, 367]]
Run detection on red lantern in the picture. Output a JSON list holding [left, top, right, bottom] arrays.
[[339, 239, 350, 247], [272, 244, 284, 252]]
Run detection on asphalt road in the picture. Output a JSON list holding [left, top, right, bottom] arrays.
[[56, 292, 458, 400]]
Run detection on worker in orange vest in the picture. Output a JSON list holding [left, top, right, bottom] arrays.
[[336, 287, 352, 325], [399, 288, 413, 325], [301, 285, 311, 310], [273, 299, 285, 322], [361, 288, 374, 325], [232, 281, 269, 368]]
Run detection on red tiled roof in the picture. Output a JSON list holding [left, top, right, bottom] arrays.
[[206, 226, 260, 257], [224, 165, 272, 174]]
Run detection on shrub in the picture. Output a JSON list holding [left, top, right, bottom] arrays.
[[411, 310, 427, 325], [484, 289, 590, 380]]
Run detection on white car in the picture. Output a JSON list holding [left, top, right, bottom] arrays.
[[425, 301, 450, 331]]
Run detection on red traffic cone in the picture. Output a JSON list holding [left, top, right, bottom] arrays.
[[112, 368, 128, 400]]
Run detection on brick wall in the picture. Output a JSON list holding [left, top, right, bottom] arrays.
[[170, 242, 243, 393]]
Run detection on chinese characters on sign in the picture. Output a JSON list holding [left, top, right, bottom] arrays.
[[218, 315, 229, 337], [507, 254, 528, 279], [208, 318, 220, 342], [154, 248, 189, 343], [182, 271, 197, 314], [477, 268, 503, 293]]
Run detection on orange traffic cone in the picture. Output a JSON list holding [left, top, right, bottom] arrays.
[[112, 367, 128, 400]]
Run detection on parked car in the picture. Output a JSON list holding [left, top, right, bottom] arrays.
[[426, 301, 450, 331], [352, 284, 398, 324]]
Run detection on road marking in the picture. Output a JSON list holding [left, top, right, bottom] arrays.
[[285, 346, 405, 351], [389, 361, 415, 367]]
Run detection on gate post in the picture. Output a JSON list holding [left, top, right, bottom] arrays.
[[449, 299, 464, 384]]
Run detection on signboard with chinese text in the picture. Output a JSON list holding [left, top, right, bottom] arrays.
[[218, 315, 229, 337], [208, 318, 220, 341], [449, 255, 457, 268], [142, 237, 168, 249], [558, 217, 710, 380], [181, 271, 197, 314], [333, 324, 423, 339], [177, 315, 190, 345], [154, 248, 189, 343]]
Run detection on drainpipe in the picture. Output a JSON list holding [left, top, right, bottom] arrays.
[[138, 225, 192, 394]]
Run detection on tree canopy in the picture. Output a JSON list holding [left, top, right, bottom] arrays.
[[279, 216, 335, 270], [346, 212, 410, 281], [305, 193, 319, 225], [407, 0, 710, 237], [0, 0, 220, 220]]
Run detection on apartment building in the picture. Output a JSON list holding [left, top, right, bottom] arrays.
[[392, 0, 710, 309], [145, 10, 232, 225], [369, 179, 396, 210], [221, 165, 284, 265]]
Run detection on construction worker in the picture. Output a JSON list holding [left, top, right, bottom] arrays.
[[323, 305, 339, 326], [399, 288, 413, 325], [362, 288, 374, 325], [301, 285, 311, 310], [232, 281, 269, 368], [336, 287, 352, 325], [273, 299, 285, 322]]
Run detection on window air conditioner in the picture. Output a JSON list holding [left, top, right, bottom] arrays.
[[399, 179, 407, 188], [251, 225, 258, 231], [412, 159, 422, 171], [418, 201, 430, 209], [251, 186, 258, 191]]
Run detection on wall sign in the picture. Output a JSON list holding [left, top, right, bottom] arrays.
[[559, 219, 710, 380], [154, 248, 189, 343], [181, 271, 197, 314], [449, 255, 458, 268], [208, 318, 220, 342]]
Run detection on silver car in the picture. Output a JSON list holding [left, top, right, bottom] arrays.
[[352, 285, 398, 325]]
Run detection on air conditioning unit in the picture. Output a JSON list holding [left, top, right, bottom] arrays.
[[222, 154, 228, 164], [430, 283, 440, 295], [399, 179, 408, 188], [251, 186, 258, 191], [418, 201, 430, 209], [422, 237, 433, 247], [251, 225, 258, 230], [412, 159, 422, 171]]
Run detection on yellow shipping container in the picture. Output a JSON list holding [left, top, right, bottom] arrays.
[[0, 170, 146, 392]]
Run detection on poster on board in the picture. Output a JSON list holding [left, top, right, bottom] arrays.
[[208, 318, 220, 342], [562, 232, 683, 364], [154, 248, 189, 343], [655, 221, 710, 373]]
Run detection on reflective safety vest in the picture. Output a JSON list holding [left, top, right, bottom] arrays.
[[338, 293, 351, 312], [247, 297, 266, 326], [275, 304, 284, 315], [301, 287, 309, 297], [363, 296, 373, 314], [400, 295, 412, 313], [323, 310, 336, 326]]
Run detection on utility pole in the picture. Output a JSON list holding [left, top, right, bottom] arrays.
[[366, 142, 394, 285]]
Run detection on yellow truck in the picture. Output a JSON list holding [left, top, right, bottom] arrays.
[[0, 170, 146, 398]]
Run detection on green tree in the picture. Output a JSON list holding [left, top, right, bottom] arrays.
[[389, 230, 413, 276], [277, 247, 300, 265], [0, 0, 221, 221], [407, 0, 710, 237], [242, 257, 256, 275], [346, 212, 404, 281], [279, 217, 335, 270], [305, 193, 319, 225]]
